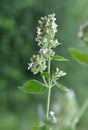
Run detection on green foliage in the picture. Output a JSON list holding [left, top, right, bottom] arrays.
[[19, 80, 46, 94], [38, 125, 47, 130], [0, 0, 43, 112], [53, 55, 68, 61], [69, 49, 88, 66], [34, 125, 47, 130], [69, 22, 88, 66], [33, 125, 40, 130], [41, 72, 49, 78]]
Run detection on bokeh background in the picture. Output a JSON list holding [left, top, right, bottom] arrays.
[[0, 0, 88, 130]]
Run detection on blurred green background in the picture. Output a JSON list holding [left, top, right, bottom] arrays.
[[0, 0, 88, 130]]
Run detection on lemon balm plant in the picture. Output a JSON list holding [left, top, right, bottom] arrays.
[[19, 14, 68, 130]]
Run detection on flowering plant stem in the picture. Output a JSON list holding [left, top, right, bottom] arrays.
[[20, 14, 67, 129], [47, 87, 51, 119]]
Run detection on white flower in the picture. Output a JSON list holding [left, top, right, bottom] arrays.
[[55, 39, 61, 46], [58, 70, 66, 77], [47, 18, 50, 22], [35, 37, 38, 41], [55, 68, 66, 78], [46, 21, 49, 27], [36, 14, 59, 48], [50, 111, 55, 116], [37, 27, 41, 35], [50, 111, 57, 123], [53, 17, 56, 21], [46, 29, 49, 34], [41, 17, 44, 20], [38, 20, 42, 24], [43, 38, 47, 43], [33, 55, 36, 58], [54, 39, 61, 46], [52, 23, 56, 29], [55, 39, 58, 44], [28, 63, 33, 70], [56, 67, 59, 72], [39, 48, 48, 54], [43, 48, 48, 54]]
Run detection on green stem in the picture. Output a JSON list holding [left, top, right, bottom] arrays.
[[47, 56, 51, 119], [42, 75, 48, 87], [47, 87, 51, 119]]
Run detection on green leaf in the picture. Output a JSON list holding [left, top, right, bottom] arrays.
[[33, 125, 39, 130], [33, 125, 47, 130], [38, 125, 47, 130], [18, 80, 46, 94], [56, 83, 69, 92], [69, 49, 88, 66], [41, 72, 49, 78], [53, 55, 68, 61]]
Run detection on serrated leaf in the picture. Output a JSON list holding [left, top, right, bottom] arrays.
[[18, 80, 46, 94], [41, 72, 49, 78], [56, 83, 69, 92], [69, 49, 88, 66], [53, 55, 68, 61]]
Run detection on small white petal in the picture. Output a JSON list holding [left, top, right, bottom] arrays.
[[50, 111, 55, 116], [39, 48, 48, 54], [38, 20, 42, 24], [43, 38, 47, 43], [59, 71, 66, 76], [46, 29, 49, 33], [28, 63, 33, 70], [46, 21, 49, 27], [55, 39, 58, 44], [50, 111, 57, 123], [56, 68, 59, 72], [52, 23, 56, 29], [41, 17, 44, 20]]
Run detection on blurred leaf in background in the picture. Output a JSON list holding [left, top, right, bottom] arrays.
[[69, 22, 88, 66]]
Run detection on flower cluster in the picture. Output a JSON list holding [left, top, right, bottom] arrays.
[[35, 13, 60, 48], [28, 14, 60, 74], [52, 68, 66, 82], [28, 54, 47, 74], [39, 48, 55, 59]]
